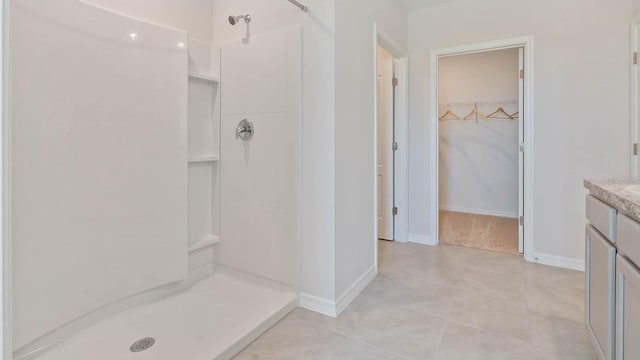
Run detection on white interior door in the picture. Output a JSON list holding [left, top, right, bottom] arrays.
[[518, 47, 525, 253], [377, 49, 394, 241]]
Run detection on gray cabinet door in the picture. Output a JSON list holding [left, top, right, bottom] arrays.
[[586, 225, 616, 360], [617, 255, 640, 360]]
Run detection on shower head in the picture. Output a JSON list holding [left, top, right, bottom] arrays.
[[228, 14, 251, 26]]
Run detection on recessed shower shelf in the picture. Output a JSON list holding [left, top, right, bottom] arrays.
[[189, 235, 220, 253], [188, 155, 220, 163], [188, 72, 220, 83]]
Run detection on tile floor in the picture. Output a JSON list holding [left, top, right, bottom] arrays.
[[440, 210, 520, 255], [234, 241, 595, 360]]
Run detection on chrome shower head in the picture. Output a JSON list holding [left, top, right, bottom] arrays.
[[228, 14, 251, 26]]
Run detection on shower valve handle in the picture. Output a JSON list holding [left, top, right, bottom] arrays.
[[236, 119, 254, 141]]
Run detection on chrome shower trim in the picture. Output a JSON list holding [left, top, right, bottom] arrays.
[[228, 14, 251, 26], [287, 0, 308, 12]]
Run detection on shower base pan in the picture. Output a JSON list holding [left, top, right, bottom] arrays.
[[33, 271, 298, 360]]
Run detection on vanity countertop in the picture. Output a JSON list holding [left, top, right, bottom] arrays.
[[584, 178, 640, 220]]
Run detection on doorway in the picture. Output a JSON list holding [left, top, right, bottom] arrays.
[[437, 48, 522, 255], [429, 37, 534, 259]]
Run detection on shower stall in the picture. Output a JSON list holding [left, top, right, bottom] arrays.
[[9, 0, 303, 359]]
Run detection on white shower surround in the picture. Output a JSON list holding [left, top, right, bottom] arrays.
[[9, 2, 303, 359], [220, 27, 301, 288]]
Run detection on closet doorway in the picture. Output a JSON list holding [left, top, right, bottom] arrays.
[[434, 45, 527, 256]]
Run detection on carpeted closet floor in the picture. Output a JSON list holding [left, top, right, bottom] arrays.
[[439, 210, 520, 255]]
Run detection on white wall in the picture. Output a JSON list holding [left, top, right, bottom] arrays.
[[335, 0, 407, 297], [438, 49, 519, 217], [212, 0, 337, 301], [438, 49, 519, 105], [409, 0, 633, 264], [84, 0, 214, 42]]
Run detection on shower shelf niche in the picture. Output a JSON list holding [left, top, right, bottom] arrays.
[[187, 37, 221, 274]]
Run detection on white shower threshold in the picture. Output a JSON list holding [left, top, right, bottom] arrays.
[[32, 270, 298, 360]]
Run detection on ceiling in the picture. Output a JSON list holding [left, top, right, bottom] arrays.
[[398, 0, 456, 10]]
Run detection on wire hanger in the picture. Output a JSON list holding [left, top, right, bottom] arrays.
[[463, 103, 486, 121], [439, 109, 461, 121], [486, 107, 514, 120]]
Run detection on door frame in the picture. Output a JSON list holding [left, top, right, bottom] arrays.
[[373, 23, 408, 271], [630, 14, 640, 179], [1, 0, 10, 358], [428, 36, 535, 260]]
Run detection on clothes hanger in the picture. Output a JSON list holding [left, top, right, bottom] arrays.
[[486, 107, 514, 120], [439, 109, 461, 121], [463, 104, 486, 121], [509, 111, 519, 119]]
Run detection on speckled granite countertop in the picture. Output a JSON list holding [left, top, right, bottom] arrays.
[[584, 178, 640, 220]]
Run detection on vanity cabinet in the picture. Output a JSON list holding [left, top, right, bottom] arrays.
[[585, 180, 640, 360], [586, 225, 616, 360], [615, 214, 640, 360], [616, 255, 640, 360]]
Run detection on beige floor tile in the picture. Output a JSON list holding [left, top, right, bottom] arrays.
[[234, 241, 594, 359], [435, 321, 566, 360], [380, 254, 466, 290], [527, 312, 597, 359], [446, 295, 531, 341], [234, 316, 404, 360], [360, 274, 462, 318], [293, 295, 446, 359], [523, 262, 585, 291], [457, 266, 527, 302], [458, 247, 525, 275], [336, 295, 446, 359], [525, 282, 585, 321]]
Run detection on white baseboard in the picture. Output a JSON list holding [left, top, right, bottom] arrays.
[[439, 205, 518, 219], [408, 233, 436, 246], [525, 252, 585, 272], [299, 265, 377, 318], [298, 293, 337, 317], [335, 265, 377, 316]]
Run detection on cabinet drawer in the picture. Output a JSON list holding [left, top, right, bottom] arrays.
[[618, 214, 640, 268], [616, 255, 640, 360], [586, 225, 616, 360], [587, 195, 617, 242]]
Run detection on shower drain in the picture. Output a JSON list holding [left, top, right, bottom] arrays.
[[130, 337, 155, 352]]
